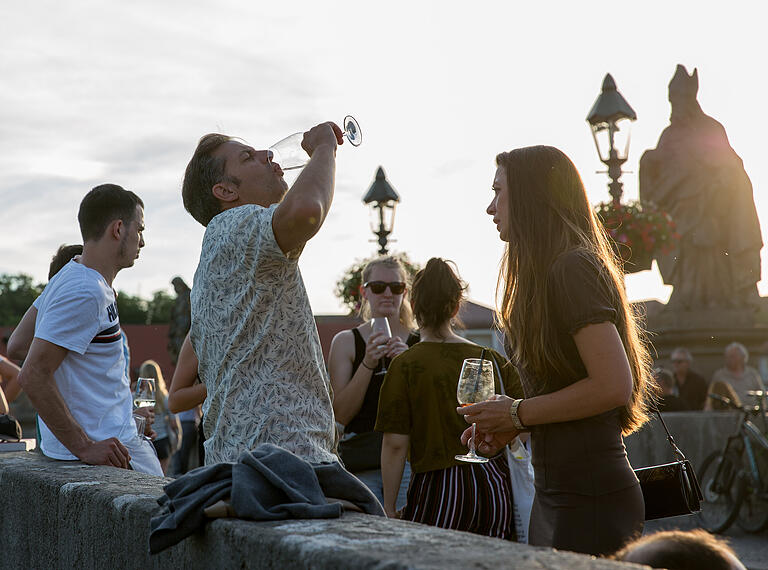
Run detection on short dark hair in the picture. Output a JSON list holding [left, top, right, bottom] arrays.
[[182, 133, 234, 226], [613, 529, 742, 569], [78, 184, 144, 241], [48, 244, 83, 280]]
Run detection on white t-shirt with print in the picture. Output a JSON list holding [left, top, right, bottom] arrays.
[[191, 203, 338, 465], [33, 260, 162, 475]]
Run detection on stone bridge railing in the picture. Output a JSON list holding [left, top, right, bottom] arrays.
[[0, 452, 643, 569]]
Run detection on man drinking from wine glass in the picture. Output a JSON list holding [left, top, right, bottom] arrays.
[[182, 121, 344, 466], [17, 184, 162, 475]]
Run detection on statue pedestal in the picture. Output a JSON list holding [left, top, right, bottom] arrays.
[[646, 308, 768, 380]]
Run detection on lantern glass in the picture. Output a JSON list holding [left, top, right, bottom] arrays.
[[368, 201, 397, 234], [591, 117, 633, 163]]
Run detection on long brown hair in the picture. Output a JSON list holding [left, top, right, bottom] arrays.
[[359, 256, 416, 330], [495, 145, 655, 435]]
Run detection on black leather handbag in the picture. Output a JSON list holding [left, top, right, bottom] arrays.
[[633, 411, 703, 520]]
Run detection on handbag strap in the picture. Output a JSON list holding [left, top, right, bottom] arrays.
[[486, 349, 504, 396], [654, 408, 687, 462]]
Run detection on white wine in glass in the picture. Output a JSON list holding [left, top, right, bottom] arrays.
[[455, 358, 494, 464], [133, 377, 156, 409], [268, 116, 362, 171], [370, 316, 392, 374]]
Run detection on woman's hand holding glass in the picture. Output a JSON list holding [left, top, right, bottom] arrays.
[[458, 394, 517, 433], [384, 336, 408, 359], [458, 395, 519, 455], [455, 358, 496, 463], [363, 330, 390, 371], [460, 427, 519, 456]]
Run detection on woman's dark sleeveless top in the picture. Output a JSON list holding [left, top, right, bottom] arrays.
[[517, 250, 639, 496], [345, 328, 419, 434]]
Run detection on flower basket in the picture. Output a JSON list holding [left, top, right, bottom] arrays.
[[335, 253, 422, 314], [594, 200, 680, 274]]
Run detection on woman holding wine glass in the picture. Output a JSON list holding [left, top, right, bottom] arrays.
[[458, 146, 657, 555], [328, 256, 417, 507], [137, 360, 181, 475], [375, 258, 523, 538]]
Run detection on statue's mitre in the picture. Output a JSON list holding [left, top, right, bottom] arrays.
[[669, 64, 698, 96]]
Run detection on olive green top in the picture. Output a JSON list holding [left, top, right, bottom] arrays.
[[375, 342, 523, 474]]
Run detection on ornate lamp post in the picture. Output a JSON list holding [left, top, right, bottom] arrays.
[[586, 73, 637, 203], [363, 166, 400, 255]]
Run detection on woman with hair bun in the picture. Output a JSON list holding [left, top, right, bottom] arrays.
[[376, 258, 523, 539], [328, 256, 418, 507]]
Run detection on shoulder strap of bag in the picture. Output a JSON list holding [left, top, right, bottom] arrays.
[[654, 408, 687, 462]]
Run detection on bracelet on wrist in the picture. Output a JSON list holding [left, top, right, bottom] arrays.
[[509, 398, 528, 431], [362, 360, 377, 371]]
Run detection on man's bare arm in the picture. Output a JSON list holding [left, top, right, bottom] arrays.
[[19, 338, 131, 468], [272, 122, 343, 254]]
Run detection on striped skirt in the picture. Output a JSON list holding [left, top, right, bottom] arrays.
[[401, 453, 515, 540]]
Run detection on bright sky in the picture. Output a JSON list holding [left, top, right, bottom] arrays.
[[1, 2, 766, 314]]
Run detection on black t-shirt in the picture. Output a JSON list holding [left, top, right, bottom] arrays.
[[516, 249, 637, 495]]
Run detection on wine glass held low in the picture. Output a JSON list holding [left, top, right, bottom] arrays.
[[455, 358, 495, 464], [268, 116, 362, 171]]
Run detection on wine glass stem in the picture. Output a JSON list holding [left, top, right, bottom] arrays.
[[470, 423, 477, 456]]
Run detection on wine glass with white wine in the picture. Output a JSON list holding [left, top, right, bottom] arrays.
[[268, 116, 362, 171], [133, 377, 156, 410], [369, 316, 392, 375], [455, 358, 495, 463]]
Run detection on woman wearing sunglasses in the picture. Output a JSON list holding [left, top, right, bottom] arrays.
[[328, 256, 418, 507]]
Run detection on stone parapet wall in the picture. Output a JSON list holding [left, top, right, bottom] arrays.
[[0, 453, 641, 569]]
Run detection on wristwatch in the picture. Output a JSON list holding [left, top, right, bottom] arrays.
[[509, 398, 528, 431]]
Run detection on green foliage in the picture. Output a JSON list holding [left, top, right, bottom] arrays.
[[334, 253, 421, 314], [0, 271, 178, 327], [0, 273, 44, 326], [116, 291, 148, 324], [146, 290, 174, 324], [117, 290, 176, 324]]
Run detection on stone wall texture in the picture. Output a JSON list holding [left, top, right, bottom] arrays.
[[0, 453, 645, 569]]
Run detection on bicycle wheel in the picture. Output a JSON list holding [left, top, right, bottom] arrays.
[[697, 451, 744, 533], [737, 450, 768, 532]]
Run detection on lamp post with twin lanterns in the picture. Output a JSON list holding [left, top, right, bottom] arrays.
[[586, 73, 637, 204], [362, 166, 400, 255]]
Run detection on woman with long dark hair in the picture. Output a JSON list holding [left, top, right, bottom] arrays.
[[459, 146, 657, 555], [376, 258, 522, 539]]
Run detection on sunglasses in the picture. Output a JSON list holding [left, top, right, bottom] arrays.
[[364, 281, 406, 295]]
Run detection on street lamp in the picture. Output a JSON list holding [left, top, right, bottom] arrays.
[[362, 166, 400, 255], [586, 73, 637, 203]]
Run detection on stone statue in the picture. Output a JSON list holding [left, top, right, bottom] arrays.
[[639, 64, 762, 312], [168, 277, 191, 365]]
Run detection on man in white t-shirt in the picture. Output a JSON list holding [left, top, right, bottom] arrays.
[[18, 184, 162, 475], [182, 122, 344, 465]]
